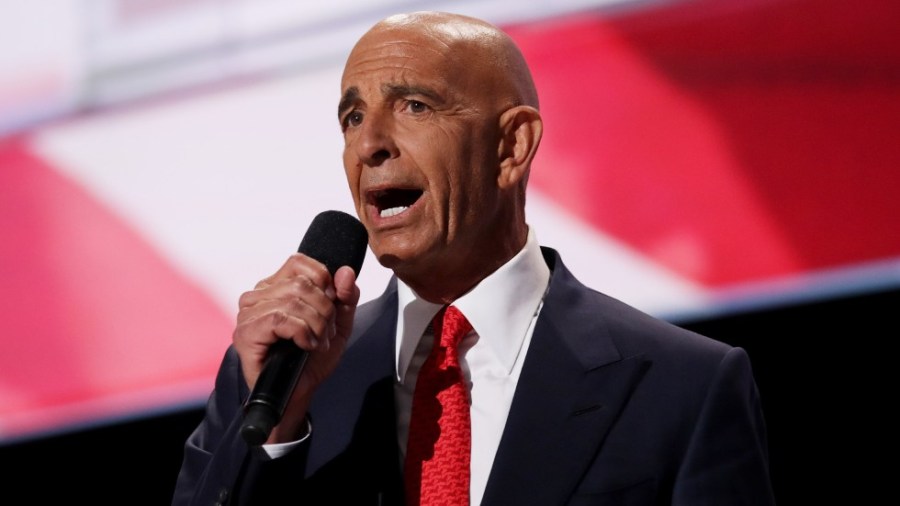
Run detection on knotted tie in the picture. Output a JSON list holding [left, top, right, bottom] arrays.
[[404, 305, 473, 506]]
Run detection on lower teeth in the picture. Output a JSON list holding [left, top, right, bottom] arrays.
[[380, 206, 408, 218]]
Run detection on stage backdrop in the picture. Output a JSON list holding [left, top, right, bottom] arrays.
[[2, 0, 898, 443]]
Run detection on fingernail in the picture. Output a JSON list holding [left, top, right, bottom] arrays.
[[325, 286, 336, 299]]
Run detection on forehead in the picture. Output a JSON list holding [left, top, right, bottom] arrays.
[[341, 23, 481, 94]]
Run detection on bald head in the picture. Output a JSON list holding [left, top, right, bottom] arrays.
[[351, 11, 539, 110]]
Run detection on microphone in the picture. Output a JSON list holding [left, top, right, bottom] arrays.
[[240, 210, 368, 446]]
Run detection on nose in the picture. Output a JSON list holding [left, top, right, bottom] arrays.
[[355, 109, 398, 167]]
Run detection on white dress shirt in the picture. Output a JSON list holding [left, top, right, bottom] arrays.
[[394, 227, 550, 505], [261, 227, 550, 505]]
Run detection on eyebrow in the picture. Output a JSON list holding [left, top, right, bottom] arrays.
[[337, 84, 445, 119], [338, 86, 359, 120], [382, 84, 443, 104]]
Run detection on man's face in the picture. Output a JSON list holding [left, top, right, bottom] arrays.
[[339, 25, 505, 284]]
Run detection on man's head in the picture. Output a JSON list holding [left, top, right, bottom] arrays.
[[339, 11, 543, 303]]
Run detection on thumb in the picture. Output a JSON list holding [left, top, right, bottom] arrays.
[[333, 265, 360, 307]]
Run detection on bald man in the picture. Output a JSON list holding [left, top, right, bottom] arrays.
[[173, 12, 775, 506]]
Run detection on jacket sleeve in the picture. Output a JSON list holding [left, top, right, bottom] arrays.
[[672, 347, 776, 505], [171, 346, 253, 505]]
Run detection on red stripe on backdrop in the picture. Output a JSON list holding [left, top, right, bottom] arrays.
[[0, 138, 233, 439], [506, 0, 900, 287]]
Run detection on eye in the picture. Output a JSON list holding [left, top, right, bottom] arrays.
[[342, 110, 364, 130], [407, 100, 429, 114], [341, 109, 363, 130]]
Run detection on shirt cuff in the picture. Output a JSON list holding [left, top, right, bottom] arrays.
[[252, 416, 313, 460]]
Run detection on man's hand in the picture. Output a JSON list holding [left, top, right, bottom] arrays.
[[233, 253, 360, 443]]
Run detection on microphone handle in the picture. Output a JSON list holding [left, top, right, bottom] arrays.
[[240, 340, 309, 446]]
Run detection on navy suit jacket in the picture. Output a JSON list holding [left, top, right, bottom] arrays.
[[173, 248, 775, 505]]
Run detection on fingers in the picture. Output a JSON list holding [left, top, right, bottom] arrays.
[[239, 273, 336, 325], [232, 255, 362, 391], [238, 297, 334, 348], [234, 254, 334, 385], [247, 252, 333, 299]]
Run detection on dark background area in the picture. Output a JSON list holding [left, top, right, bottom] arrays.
[[2, 286, 896, 504]]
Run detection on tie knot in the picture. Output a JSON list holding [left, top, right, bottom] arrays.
[[434, 305, 472, 350]]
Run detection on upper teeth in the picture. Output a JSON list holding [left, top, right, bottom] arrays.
[[380, 206, 408, 218]]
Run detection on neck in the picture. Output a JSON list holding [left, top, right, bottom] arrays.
[[399, 222, 528, 304]]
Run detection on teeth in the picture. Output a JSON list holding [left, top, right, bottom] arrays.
[[380, 206, 408, 218]]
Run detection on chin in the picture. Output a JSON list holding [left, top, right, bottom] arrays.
[[370, 240, 411, 269], [372, 246, 431, 279]]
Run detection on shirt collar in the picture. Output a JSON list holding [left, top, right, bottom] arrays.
[[395, 227, 550, 380]]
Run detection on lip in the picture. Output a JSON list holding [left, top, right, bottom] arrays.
[[364, 185, 425, 229]]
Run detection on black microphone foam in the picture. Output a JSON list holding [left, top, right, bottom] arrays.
[[241, 210, 367, 446]]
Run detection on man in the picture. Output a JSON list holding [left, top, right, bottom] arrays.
[[173, 11, 775, 506]]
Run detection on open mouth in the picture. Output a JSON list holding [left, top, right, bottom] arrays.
[[369, 188, 423, 218]]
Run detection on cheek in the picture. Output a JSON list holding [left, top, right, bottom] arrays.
[[342, 155, 362, 203], [416, 126, 470, 176]]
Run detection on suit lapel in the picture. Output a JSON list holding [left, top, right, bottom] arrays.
[[481, 252, 650, 505], [306, 280, 401, 483]]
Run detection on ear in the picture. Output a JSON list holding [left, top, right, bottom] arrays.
[[496, 105, 543, 189]]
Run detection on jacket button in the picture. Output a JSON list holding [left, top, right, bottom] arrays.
[[214, 488, 229, 505]]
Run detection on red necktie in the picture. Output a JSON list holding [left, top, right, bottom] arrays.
[[404, 305, 473, 506]]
